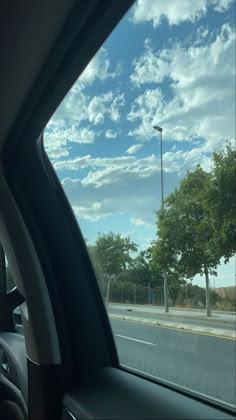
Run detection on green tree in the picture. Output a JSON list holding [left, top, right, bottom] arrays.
[[88, 232, 137, 304], [89, 232, 137, 278], [129, 250, 161, 287], [152, 166, 220, 316], [150, 241, 186, 307], [208, 144, 236, 261]]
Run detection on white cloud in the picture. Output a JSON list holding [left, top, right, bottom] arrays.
[[87, 91, 125, 125], [44, 119, 69, 159], [130, 39, 165, 87], [110, 93, 125, 122], [45, 88, 125, 158], [44, 118, 98, 162], [61, 164, 176, 225], [72, 203, 112, 222], [46, 147, 69, 159], [130, 217, 151, 226], [69, 127, 95, 144], [54, 147, 216, 179], [55, 154, 158, 174], [57, 152, 179, 227], [131, 0, 233, 27], [163, 147, 213, 174], [44, 121, 96, 160], [87, 92, 112, 125], [128, 88, 165, 139], [126, 144, 143, 154], [54, 84, 87, 123], [128, 24, 235, 147], [79, 47, 121, 87], [105, 130, 117, 139], [211, 0, 234, 12], [52, 47, 122, 124]]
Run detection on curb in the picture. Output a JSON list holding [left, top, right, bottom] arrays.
[[127, 311, 236, 325], [108, 306, 236, 324], [109, 303, 236, 316], [109, 313, 236, 340]]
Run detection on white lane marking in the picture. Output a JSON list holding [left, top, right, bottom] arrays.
[[115, 334, 156, 346]]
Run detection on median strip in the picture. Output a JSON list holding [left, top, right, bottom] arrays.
[[109, 313, 236, 340]]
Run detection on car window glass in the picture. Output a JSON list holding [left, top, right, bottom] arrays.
[[44, 0, 236, 409]]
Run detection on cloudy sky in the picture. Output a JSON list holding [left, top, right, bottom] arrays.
[[44, 0, 235, 287]]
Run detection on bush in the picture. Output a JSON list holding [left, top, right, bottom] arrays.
[[215, 300, 236, 311]]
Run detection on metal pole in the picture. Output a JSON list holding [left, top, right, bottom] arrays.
[[153, 125, 168, 313], [160, 129, 168, 312], [160, 130, 164, 210]]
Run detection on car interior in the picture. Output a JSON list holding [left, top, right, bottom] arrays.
[[0, 0, 235, 419]]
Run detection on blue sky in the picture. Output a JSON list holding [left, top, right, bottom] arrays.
[[44, 0, 235, 287]]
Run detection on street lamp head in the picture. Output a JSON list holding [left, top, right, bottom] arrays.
[[153, 125, 163, 133]]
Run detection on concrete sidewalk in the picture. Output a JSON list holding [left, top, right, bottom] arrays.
[[108, 303, 236, 324], [109, 313, 236, 340]]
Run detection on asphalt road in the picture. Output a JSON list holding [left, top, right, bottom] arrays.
[[109, 308, 235, 330], [111, 318, 236, 407]]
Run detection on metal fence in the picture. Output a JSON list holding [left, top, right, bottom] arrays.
[[97, 278, 229, 309]]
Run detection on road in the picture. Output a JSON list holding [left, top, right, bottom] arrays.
[[109, 308, 235, 330], [110, 318, 236, 407]]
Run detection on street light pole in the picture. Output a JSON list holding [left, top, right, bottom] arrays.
[[153, 125, 169, 313], [153, 126, 164, 210]]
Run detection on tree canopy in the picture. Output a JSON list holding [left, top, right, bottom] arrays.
[[151, 145, 236, 316], [208, 145, 236, 261], [151, 166, 220, 279], [88, 232, 137, 278], [128, 250, 163, 287]]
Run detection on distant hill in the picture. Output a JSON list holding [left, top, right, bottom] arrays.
[[215, 286, 236, 301]]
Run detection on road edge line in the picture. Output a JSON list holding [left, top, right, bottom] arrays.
[[109, 313, 236, 340]]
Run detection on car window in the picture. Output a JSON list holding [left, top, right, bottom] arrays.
[[44, 0, 236, 409]]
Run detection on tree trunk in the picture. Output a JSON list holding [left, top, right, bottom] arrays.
[[204, 265, 211, 317], [164, 273, 169, 312]]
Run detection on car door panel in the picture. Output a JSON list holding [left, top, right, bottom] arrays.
[[62, 368, 235, 420]]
